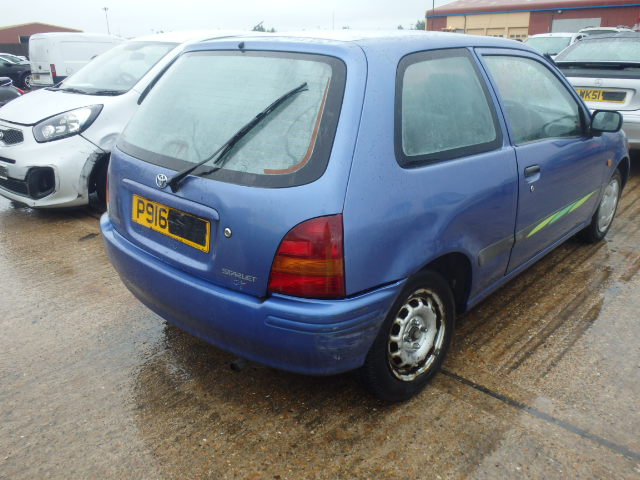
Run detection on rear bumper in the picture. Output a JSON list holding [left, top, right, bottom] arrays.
[[101, 214, 404, 376]]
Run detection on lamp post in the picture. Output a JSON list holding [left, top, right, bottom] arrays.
[[103, 7, 111, 35], [430, 0, 435, 31]]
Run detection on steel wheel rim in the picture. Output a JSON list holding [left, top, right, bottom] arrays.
[[387, 288, 446, 382], [24, 74, 32, 89], [597, 177, 619, 233]]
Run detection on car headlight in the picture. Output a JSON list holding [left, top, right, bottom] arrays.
[[33, 105, 103, 143]]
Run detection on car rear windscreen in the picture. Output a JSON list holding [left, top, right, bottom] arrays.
[[119, 50, 346, 188], [556, 37, 640, 63]]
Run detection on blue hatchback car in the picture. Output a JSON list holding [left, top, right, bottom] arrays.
[[101, 31, 628, 401]]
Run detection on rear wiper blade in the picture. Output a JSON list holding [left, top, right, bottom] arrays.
[[165, 82, 308, 193]]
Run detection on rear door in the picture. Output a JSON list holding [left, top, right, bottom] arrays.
[[568, 73, 640, 113], [477, 49, 609, 272], [29, 37, 54, 86]]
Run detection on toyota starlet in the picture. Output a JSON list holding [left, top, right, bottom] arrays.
[[101, 31, 628, 401]]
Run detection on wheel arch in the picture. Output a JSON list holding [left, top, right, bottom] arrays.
[[617, 156, 630, 189], [88, 151, 110, 194], [418, 252, 473, 314]]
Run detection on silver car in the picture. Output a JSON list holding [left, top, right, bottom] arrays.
[[524, 32, 585, 59], [555, 32, 640, 150]]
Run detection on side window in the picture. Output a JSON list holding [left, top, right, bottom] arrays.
[[396, 49, 501, 166], [483, 55, 583, 145]]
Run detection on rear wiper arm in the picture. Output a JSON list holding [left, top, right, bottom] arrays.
[[165, 82, 308, 193]]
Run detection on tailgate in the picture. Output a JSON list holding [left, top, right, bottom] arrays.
[[109, 148, 352, 298], [30, 71, 53, 86], [568, 76, 640, 111]]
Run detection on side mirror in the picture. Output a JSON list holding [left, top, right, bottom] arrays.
[[591, 110, 623, 134]]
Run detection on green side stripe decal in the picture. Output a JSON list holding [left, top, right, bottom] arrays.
[[568, 192, 595, 214], [526, 190, 597, 239], [527, 215, 554, 238]]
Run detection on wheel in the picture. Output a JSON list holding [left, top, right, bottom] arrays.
[[21, 72, 32, 90], [578, 169, 622, 243], [360, 270, 455, 402]]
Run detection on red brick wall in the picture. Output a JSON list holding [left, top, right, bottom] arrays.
[[529, 6, 640, 34], [427, 16, 448, 31], [0, 23, 81, 44]]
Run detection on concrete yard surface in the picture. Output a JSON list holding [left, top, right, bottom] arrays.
[[1, 163, 640, 479]]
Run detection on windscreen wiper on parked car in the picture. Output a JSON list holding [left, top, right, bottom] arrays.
[[46, 86, 90, 94], [90, 89, 126, 96], [165, 82, 308, 193]]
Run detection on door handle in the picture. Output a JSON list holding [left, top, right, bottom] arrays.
[[524, 165, 541, 178]]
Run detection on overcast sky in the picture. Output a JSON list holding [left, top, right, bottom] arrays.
[[4, 0, 454, 38]]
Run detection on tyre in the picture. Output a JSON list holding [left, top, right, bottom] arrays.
[[578, 169, 622, 244], [21, 72, 32, 90], [360, 270, 455, 402]]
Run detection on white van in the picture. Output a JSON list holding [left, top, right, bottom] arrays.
[[0, 31, 253, 208], [29, 33, 123, 88]]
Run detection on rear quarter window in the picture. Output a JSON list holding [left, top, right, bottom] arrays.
[[395, 48, 502, 167]]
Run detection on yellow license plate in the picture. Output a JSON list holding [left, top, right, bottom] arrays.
[[131, 194, 211, 252], [577, 88, 625, 103]]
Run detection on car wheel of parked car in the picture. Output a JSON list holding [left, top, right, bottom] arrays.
[[21, 72, 32, 90], [578, 169, 622, 244], [360, 270, 455, 402]]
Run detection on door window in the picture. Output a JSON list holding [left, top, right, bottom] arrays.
[[396, 49, 501, 166], [483, 56, 583, 145]]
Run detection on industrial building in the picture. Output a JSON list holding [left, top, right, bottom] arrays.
[[426, 0, 640, 39]]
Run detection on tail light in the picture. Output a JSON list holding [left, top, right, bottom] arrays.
[[16, 88, 25, 95], [268, 214, 345, 299], [50, 64, 56, 77]]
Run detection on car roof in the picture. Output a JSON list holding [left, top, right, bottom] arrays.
[[574, 31, 640, 40], [579, 26, 634, 32], [193, 30, 535, 52], [528, 32, 574, 38], [130, 30, 260, 45]]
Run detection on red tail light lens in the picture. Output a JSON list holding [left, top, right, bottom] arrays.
[[16, 88, 25, 95], [268, 215, 345, 299], [50, 64, 56, 77]]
